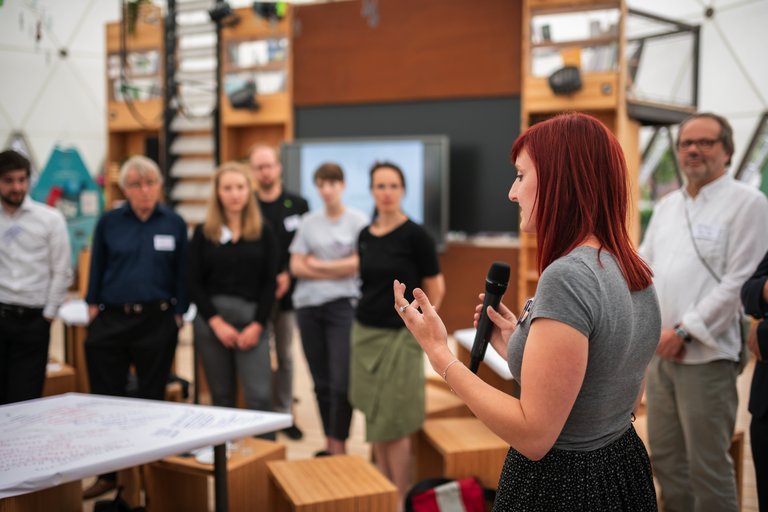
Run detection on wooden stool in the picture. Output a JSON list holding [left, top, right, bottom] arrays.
[[42, 360, 76, 397], [144, 437, 285, 511], [267, 455, 398, 511], [415, 417, 508, 489], [0, 481, 81, 512]]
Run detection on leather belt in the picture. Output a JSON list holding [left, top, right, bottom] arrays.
[[101, 301, 172, 315], [0, 302, 43, 319]]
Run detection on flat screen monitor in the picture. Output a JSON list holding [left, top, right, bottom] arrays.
[[281, 135, 449, 250]]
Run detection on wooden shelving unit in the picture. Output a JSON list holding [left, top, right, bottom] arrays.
[[104, 4, 164, 209], [219, 7, 294, 162], [518, 0, 641, 309]]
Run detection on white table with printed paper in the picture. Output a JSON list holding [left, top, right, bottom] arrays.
[[0, 393, 291, 511]]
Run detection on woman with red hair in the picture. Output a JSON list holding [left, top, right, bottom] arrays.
[[396, 112, 660, 510]]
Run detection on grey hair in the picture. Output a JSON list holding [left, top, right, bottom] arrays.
[[118, 155, 163, 190]]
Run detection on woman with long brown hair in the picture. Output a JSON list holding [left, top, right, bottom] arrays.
[[396, 113, 660, 510], [189, 162, 278, 422]]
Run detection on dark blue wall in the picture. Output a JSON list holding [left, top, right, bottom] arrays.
[[295, 96, 521, 235]]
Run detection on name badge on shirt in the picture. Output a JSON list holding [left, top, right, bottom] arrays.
[[692, 223, 721, 241], [2, 224, 22, 245], [154, 234, 176, 251], [284, 214, 301, 232]]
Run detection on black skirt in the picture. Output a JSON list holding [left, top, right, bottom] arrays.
[[493, 425, 657, 511]]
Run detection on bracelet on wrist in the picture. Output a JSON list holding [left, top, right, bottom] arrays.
[[441, 358, 461, 383]]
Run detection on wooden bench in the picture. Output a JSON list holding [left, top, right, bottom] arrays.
[[267, 455, 397, 511], [415, 417, 508, 490], [144, 437, 285, 511]]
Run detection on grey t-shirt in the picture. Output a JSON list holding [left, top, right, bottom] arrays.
[[508, 246, 660, 451], [289, 207, 369, 309]]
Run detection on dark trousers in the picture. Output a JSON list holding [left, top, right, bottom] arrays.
[[296, 298, 355, 440], [85, 307, 179, 482], [753, 413, 768, 512], [0, 312, 50, 405], [85, 308, 179, 400]]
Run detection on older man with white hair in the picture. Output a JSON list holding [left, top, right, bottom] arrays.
[[82, 155, 189, 499]]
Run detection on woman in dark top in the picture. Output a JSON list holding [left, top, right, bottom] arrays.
[[189, 162, 277, 417], [349, 161, 445, 503]]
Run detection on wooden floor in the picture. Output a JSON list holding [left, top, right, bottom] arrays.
[[50, 321, 759, 511]]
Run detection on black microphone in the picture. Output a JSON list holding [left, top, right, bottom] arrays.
[[469, 261, 510, 374]]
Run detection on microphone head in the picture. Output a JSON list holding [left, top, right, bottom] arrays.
[[485, 261, 510, 294]]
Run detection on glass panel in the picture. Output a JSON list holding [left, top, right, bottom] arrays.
[[227, 37, 289, 67], [639, 127, 682, 237], [107, 51, 162, 102], [738, 115, 768, 194], [531, 8, 620, 45], [532, 44, 618, 76], [529, 8, 620, 77], [624, 9, 698, 108], [224, 70, 287, 96]]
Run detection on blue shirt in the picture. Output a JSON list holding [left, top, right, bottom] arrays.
[[86, 204, 189, 315]]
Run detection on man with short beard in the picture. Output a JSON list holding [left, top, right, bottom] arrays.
[[0, 149, 71, 404], [249, 144, 308, 440], [641, 113, 768, 512]]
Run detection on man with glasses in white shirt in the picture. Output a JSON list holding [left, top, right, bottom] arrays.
[[640, 113, 768, 512], [0, 149, 72, 405]]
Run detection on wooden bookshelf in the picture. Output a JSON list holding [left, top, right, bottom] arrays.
[[219, 7, 294, 162], [518, 0, 641, 309], [104, 4, 164, 208]]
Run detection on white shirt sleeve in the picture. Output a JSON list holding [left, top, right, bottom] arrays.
[[44, 212, 73, 319], [682, 193, 768, 347]]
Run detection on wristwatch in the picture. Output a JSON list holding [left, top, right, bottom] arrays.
[[673, 323, 692, 343]]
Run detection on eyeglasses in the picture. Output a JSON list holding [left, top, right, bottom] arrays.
[[124, 179, 159, 190], [678, 138, 721, 150]]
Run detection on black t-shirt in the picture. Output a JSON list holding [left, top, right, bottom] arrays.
[[257, 190, 309, 310], [356, 219, 440, 328], [188, 223, 278, 325]]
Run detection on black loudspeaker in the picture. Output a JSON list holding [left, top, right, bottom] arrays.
[[253, 2, 286, 22], [228, 81, 259, 110], [548, 65, 582, 95]]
